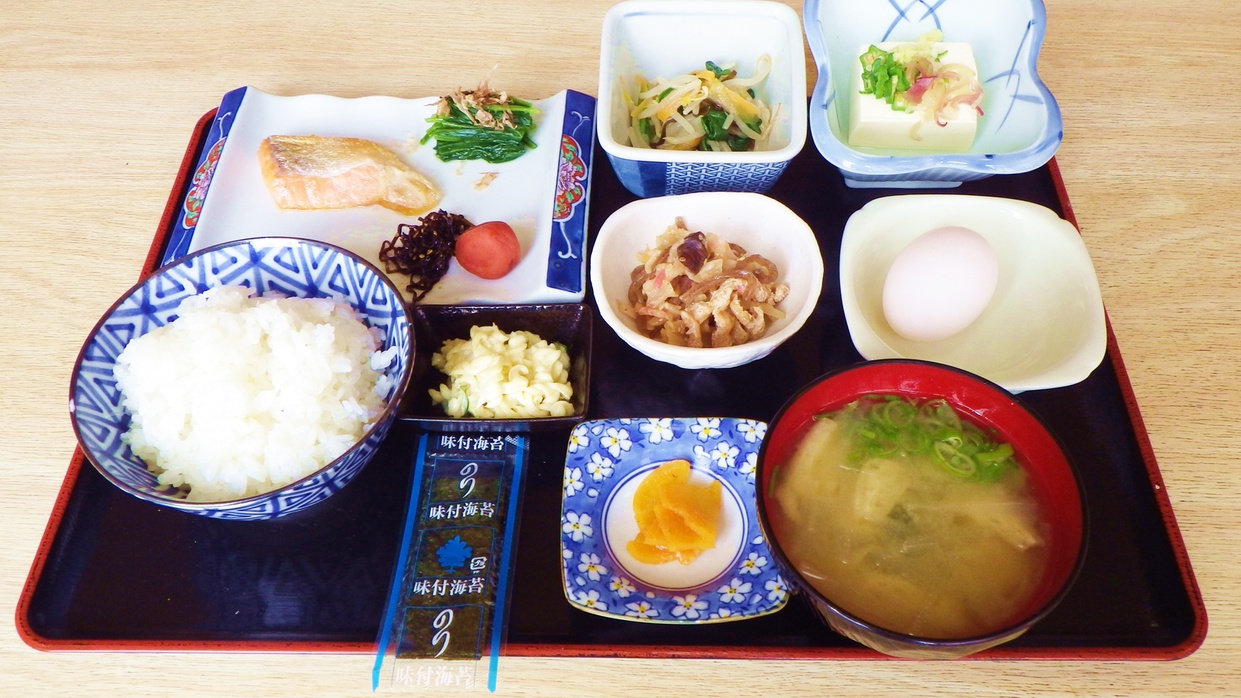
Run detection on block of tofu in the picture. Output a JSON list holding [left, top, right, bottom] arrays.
[[848, 42, 979, 152]]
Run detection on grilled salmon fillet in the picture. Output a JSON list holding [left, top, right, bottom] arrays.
[[257, 135, 440, 216]]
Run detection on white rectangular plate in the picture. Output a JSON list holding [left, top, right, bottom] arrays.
[[166, 86, 596, 304]]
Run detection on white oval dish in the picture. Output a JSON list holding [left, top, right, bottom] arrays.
[[840, 194, 1106, 392]]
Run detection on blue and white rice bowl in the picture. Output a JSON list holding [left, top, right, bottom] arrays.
[[69, 237, 414, 521]]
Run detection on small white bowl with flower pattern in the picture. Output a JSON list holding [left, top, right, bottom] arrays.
[[560, 417, 789, 624]]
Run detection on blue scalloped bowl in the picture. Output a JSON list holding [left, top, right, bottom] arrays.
[[560, 417, 790, 624], [804, 0, 1062, 188], [69, 237, 413, 520]]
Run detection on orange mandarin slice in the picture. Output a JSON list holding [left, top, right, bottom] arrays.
[[626, 459, 722, 565]]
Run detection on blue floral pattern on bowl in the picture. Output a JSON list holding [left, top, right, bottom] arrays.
[[69, 237, 413, 520], [560, 417, 790, 624]]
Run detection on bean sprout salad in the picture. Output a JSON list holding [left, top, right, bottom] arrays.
[[621, 56, 779, 152]]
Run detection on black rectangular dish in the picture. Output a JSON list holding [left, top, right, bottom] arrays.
[[400, 303, 593, 432], [18, 110, 1206, 659]]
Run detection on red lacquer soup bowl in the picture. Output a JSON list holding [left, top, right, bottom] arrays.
[[756, 359, 1087, 658]]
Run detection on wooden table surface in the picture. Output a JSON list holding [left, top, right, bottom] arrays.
[[2, 1, 1238, 695]]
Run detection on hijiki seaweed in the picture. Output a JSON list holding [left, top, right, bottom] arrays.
[[378, 209, 474, 302]]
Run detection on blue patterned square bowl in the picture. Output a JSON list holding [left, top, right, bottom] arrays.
[[597, 0, 807, 198], [804, 0, 1062, 188], [560, 417, 791, 624], [68, 237, 413, 520]]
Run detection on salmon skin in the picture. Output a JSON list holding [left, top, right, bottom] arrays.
[[257, 135, 441, 216]]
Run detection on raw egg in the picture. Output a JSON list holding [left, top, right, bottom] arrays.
[[881, 226, 998, 342]]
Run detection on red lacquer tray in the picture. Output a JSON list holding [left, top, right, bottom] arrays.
[[18, 110, 1207, 659]]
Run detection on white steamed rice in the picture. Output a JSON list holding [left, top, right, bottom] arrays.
[[114, 284, 394, 502]]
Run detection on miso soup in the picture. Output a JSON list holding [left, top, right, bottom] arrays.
[[768, 394, 1051, 639]]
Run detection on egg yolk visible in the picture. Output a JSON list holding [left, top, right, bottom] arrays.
[[627, 459, 722, 565]]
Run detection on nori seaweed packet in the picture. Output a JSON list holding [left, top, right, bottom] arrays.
[[373, 434, 528, 692]]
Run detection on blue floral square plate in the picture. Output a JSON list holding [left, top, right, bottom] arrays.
[[559, 417, 790, 624]]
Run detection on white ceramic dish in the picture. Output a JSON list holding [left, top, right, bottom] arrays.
[[839, 195, 1106, 392], [165, 86, 596, 304], [803, 0, 1062, 188], [597, 0, 807, 197], [590, 191, 824, 369], [560, 418, 790, 624]]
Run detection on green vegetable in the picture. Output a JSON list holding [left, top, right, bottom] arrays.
[[858, 45, 911, 107], [704, 60, 733, 80], [637, 117, 655, 142], [726, 132, 752, 151], [421, 92, 538, 164], [823, 395, 1017, 482], [698, 107, 757, 152], [701, 109, 731, 142]]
